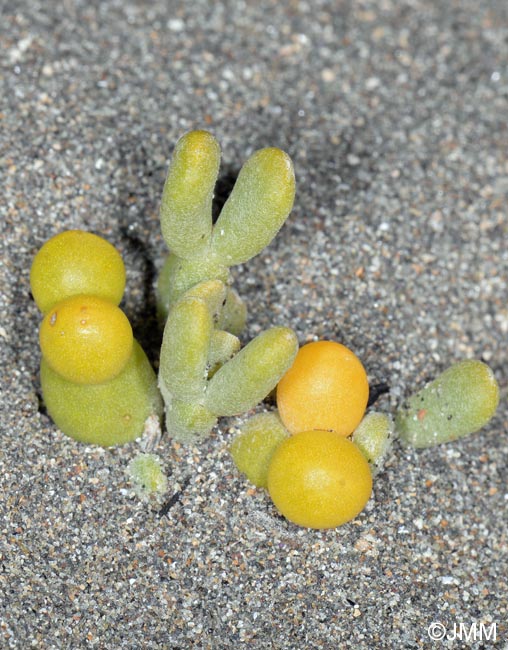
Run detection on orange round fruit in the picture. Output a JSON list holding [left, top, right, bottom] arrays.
[[276, 340, 369, 436], [39, 295, 133, 385], [267, 429, 372, 529]]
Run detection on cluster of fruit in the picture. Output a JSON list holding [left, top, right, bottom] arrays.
[[155, 131, 300, 442], [230, 341, 499, 528], [31, 230, 163, 447]]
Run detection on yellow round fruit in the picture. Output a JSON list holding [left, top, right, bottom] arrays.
[[277, 340, 369, 436], [267, 429, 372, 529], [30, 230, 126, 313], [39, 295, 133, 385]]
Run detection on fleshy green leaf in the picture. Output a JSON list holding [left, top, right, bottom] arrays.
[[159, 297, 213, 401], [205, 327, 298, 416], [208, 330, 241, 375], [127, 453, 168, 497], [160, 130, 220, 259], [184, 279, 228, 322], [395, 360, 499, 448], [210, 147, 295, 266], [352, 412, 394, 473], [230, 412, 289, 488]]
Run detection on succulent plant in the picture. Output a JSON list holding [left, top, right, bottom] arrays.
[[32, 231, 163, 447], [159, 296, 298, 442], [395, 360, 499, 448], [156, 130, 299, 443], [126, 453, 168, 498], [30, 134, 503, 528], [156, 130, 296, 324]]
